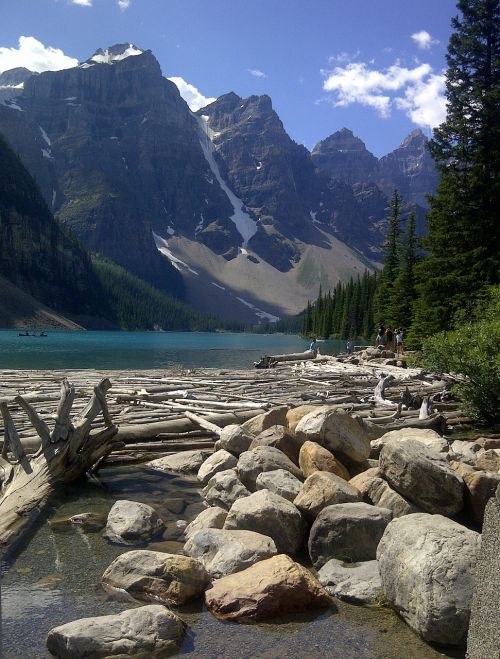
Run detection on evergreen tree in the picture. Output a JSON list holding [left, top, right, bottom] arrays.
[[411, 0, 500, 341], [390, 213, 418, 329], [373, 190, 402, 326]]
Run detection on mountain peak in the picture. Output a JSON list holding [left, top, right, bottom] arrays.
[[311, 128, 373, 156], [83, 43, 144, 67], [400, 128, 427, 149]]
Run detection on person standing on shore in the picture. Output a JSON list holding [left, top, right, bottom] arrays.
[[346, 339, 353, 354], [395, 328, 404, 356], [309, 337, 318, 356], [386, 327, 394, 352], [376, 325, 385, 346]]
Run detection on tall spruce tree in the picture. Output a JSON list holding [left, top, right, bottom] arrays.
[[411, 0, 500, 341], [373, 190, 402, 326], [390, 213, 418, 329]]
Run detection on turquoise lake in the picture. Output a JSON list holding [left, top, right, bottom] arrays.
[[0, 330, 347, 370]]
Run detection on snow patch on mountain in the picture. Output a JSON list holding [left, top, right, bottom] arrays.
[[153, 231, 199, 275], [91, 44, 143, 65], [39, 126, 51, 146], [197, 115, 258, 246], [235, 296, 280, 322]]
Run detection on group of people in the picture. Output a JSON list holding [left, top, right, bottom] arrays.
[[375, 324, 404, 355]]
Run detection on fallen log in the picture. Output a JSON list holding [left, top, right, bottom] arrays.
[[0, 379, 119, 555], [254, 350, 317, 369]]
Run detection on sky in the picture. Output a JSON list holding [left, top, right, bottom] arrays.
[[0, 0, 459, 157]]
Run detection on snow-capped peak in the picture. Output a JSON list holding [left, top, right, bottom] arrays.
[[88, 43, 143, 66]]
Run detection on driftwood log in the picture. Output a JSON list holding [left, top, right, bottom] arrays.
[[255, 350, 317, 369], [0, 378, 119, 554]]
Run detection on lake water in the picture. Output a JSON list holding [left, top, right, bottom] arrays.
[[0, 330, 347, 370]]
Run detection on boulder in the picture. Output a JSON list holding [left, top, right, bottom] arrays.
[[255, 469, 302, 502], [286, 405, 320, 434], [241, 406, 288, 435], [348, 467, 381, 496], [365, 477, 421, 518], [223, 489, 306, 555], [379, 439, 464, 516], [237, 446, 303, 491], [295, 407, 381, 465], [449, 439, 481, 465], [217, 424, 254, 456], [249, 425, 300, 465], [317, 559, 382, 605], [377, 513, 480, 646], [46, 605, 185, 658], [370, 428, 448, 458], [462, 470, 500, 524], [294, 471, 361, 520], [104, 500, 165, 546], [299, 441, 350, 480], [202, 469, 250, 510], [205, 554, 332, 622], [475, 449, 500, 473], [147, 449, 209, 474], [197, 449, 237, 485], [69, 512, 106, 532], [183, 528, 277, 578], [309, 502, 392, 568], [101, 550, 209, 605], [184, 506, 227, 540]]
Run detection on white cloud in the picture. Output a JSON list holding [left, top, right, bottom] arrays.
[[321, 57, 446, 129], [0, 36, 78, 74], [247, 68, 266, 79], [411, 30, 439, 50], [168, 76, 216, 111], [71, 0, 92, 6], [117, 0, 131, 9]]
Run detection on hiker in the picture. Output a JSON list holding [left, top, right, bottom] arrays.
[[386, 327, 394, 352], [375, 325, 385, 346], [395, 328, 404, 356], [309, 337, 318, 355], [346, 339, 353, 354]]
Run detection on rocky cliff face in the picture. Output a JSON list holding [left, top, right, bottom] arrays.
[[311, 128, 378, 184]]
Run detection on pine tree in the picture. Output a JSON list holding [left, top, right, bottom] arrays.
[[390, 213, 418, 329], [373, 190, 402, 326], [411, 0, 500, 341]]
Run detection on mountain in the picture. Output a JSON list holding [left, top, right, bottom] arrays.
[[311, 128, 378, 184]]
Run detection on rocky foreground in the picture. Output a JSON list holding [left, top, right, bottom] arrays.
[[44, 396, 500, 658]]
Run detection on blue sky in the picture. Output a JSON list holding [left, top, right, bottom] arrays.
[[0, 0, 458, 156]]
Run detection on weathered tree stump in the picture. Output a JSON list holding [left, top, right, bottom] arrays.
[[0, 378, 120, 555]]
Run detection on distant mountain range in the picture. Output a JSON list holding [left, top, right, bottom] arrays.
[[0, 44, 439, 324]]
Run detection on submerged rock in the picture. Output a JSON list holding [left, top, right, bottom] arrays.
[[104, 500, 165, 546], [102, 550, 209, 605], [377, 513, 480, 646], [46, 605, 185, 657], [317, 559, 382, 605], [184, 528, 277, 578], [197, 449, 237, 485], [205, 554, 332, 622]]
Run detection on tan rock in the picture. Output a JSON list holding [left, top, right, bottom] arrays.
[[241, 406, 289, 435], [349, 467, 381, 496], [286, 405, 320, 434], [475, 449, 500, 473], [299, 440, 350, 480], [463, 470, 500, 524], [249, 425, 301, 465], [205, 554, 332, 622], [294, 471, 361, 519]]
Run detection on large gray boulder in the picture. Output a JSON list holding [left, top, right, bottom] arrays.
[[217, 424, 255, 456], [365, 477, 421, 518], [237, 446, 303, 491], [255, 468, 302, 502], [224, 489, 306, 555], [294, 407, 381, 465], [241, 406, 289, 435], [377, 513, 480, 646], [317, 559, 382, 605], [202, 469, 250, 510], [147, 449, 209, 474], [183, 528, 277, 578], [370, 428, 448, 459], [249, 425, 301, 465], [104, 500, 165, 546], [294, 471, 361, 520], [309, 502, 392, 568], [380, 439, 464, 516], [46, 605, 185, 657], [184, 506, 227, 540], [101, 550, 209, 605], [197, 449, 237, 485]]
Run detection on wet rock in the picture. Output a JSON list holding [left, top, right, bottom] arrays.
[[217, 424, 255, 456], [197, 449, 237, 485], [224, 489, 306, 555], [184, 528, 277, 578], [295, 407, 381, 465], [237, 446, 303, 491], [184, 506, 227, 539], [365, 477, 421, 518], [147, 449, 210, 474], [294, 471, 361, 520], [205, 554, 332, 622], [69, 513, 106, 532], [46, 605, 185, 657], [249, 425, 301, 465], [299, 440, 350, 480], [102, 550, 209, 605], [317, 559, 382, 605], [104, 500, 165, 546], [202, 469, 250, 510], [255, 468, 302, 502], [309, 502, 392, 568], [379, 439, 464, 516], [370, 428, 448, 459], [377, 513, 480, 646], [241, 406, 289, 435]]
